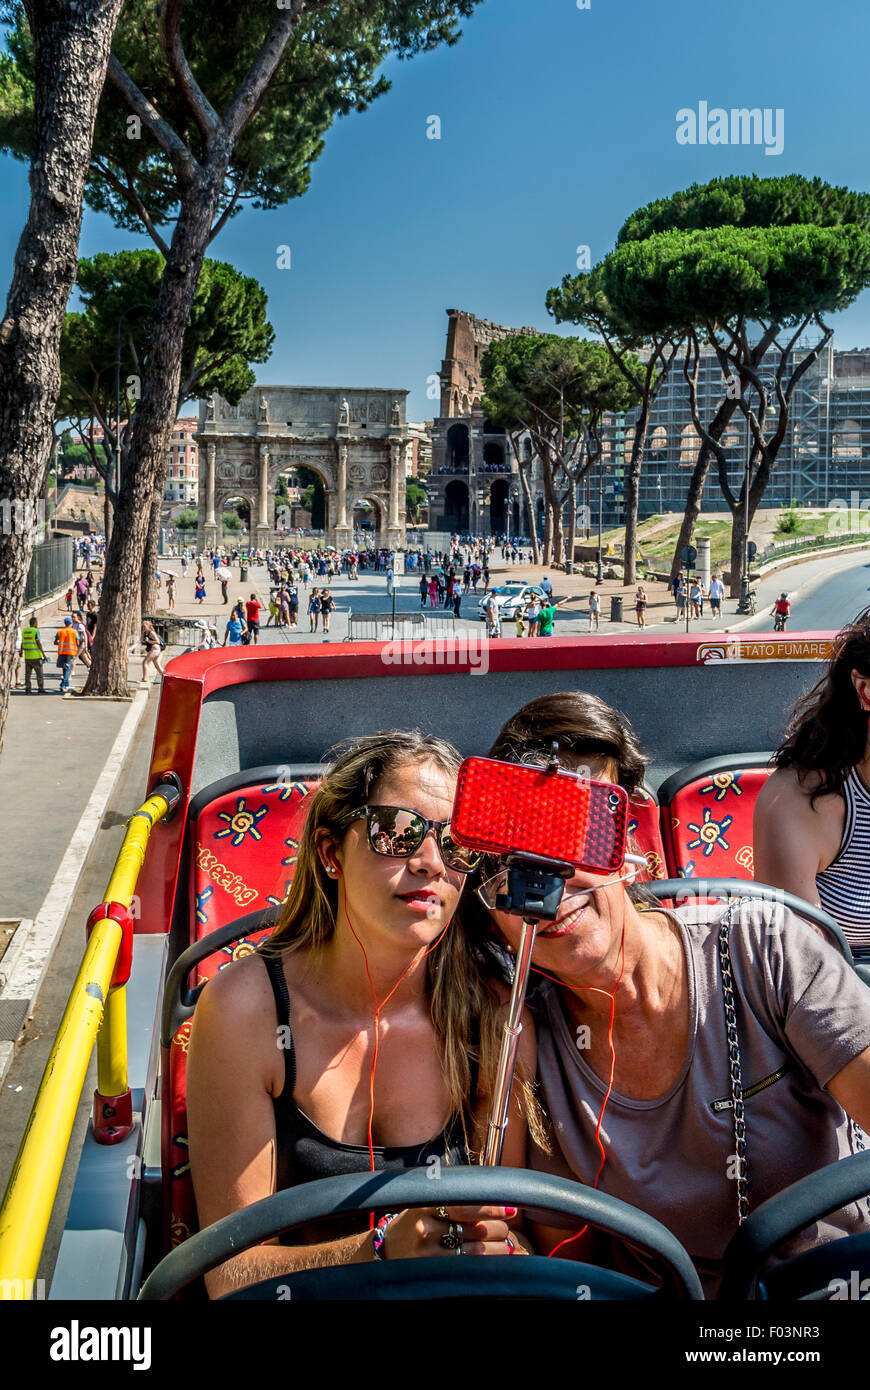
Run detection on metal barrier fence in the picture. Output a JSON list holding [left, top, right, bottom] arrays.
[[345, 612, 425, 642], [758, 531, 868, 563], [345, 610, 459, 642], [24, 534, 74, 605]]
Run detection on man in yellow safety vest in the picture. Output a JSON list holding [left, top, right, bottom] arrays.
[[54, 616, 78, 693], [21, 613, 47, 694]]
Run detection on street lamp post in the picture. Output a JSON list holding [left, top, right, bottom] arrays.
[[596, 454, 605, 585], [737, 416, 752, 612], [657, 475, 663, 516]]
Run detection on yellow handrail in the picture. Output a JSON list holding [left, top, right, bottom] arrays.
[[0, 790, 173, 1298]]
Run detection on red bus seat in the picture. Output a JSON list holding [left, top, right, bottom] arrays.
[[657, 754, 773, 881], [188, 774, 320, 951], [167, 770, 321, 1251], [628, 786, 667, 882]]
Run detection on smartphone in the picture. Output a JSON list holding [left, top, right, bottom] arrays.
[[451, 756, 629, 874]]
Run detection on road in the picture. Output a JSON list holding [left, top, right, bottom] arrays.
[[737, 546, 870, 634]]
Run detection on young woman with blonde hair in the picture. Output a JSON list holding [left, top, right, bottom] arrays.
[[187, 730, 540, 1297]]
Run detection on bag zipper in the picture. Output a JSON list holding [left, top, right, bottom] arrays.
[[711, 1063, 789, 1113]]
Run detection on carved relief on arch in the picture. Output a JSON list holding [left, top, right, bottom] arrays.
[[239, 461, 257, 481], [216, 461, 237, 482], [348, 463, 367, 484], [370, 463, 389, 485]]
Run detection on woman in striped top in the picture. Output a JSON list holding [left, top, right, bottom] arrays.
[[755, 608, 870, 956]]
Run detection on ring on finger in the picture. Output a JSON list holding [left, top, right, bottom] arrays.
[[434, 1206, 449, 1221], [439, 1220, 463, 1250]]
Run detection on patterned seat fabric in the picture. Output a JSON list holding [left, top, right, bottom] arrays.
[[658, 761, 772, 881], [628, 786, 667, 882], [168, 778, 319, 1251]]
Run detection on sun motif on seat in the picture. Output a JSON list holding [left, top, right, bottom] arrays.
[[735, 844, 754, 874], [644, 850, 665, 879], [216, 935, 261, 971], [281, 836, 300, 869], [266, 879, 293, 908], [686, 808, 733, 858], [699, 771, 744, 802], [679, 861, 697, 878], [261, 781, 313, 802], [195, 885, 214, 926], [214, 798, 269, 847]]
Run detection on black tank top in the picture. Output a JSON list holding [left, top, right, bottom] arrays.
[[259, 951, 474, 1245]]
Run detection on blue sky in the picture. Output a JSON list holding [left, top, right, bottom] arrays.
[[2, 0, 869, 418]]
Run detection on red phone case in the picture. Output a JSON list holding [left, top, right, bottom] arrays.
[[452, 757, 628, 873]]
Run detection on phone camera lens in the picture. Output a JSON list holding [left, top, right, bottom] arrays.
[[607, 793, 621, 811]]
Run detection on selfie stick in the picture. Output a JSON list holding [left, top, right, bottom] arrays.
[[483, 853, 573, 1166]]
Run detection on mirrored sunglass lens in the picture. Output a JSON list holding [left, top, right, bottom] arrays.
[[367, 807, 425, 855], [439, 829, 481, 872]]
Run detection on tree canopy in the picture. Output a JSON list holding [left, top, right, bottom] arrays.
[[57, 249, 273, 504], [0, 0, 482, 248], [482, 333, 641, 564]]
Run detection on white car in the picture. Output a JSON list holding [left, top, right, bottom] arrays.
[[478, 583, 547, 620]]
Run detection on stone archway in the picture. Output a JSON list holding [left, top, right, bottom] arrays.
[[214, 489, 255, 549], [198, 386, 409, 554], [352, 495, 386, 551]]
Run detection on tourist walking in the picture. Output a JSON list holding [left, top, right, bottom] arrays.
[[141, 620, 166, 682], [525, 598, 540, 638], [308, 587, 321, 632], [419, 574, 428, 608], [54, 617, 78, 693], [709, 574, 724, 617], [320, 588, 336, 634], [245, 593, 262, 645], [588, 590, 601, 632], [195, 573, 206, 604], [635, 585, 648, 629]]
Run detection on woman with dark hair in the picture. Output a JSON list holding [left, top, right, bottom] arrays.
[[462, 690, 870, 1295], [754, 607, 870, 954], [187, 730, 540, 1297]]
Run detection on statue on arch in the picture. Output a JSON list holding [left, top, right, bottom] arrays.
[[338, 397, 350, 426], [391, 400, 401, 427], [258, 395, 269, 422]]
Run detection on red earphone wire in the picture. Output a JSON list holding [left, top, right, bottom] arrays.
[[534, 927, 627, 1258], [341, 888, 451, 1226]]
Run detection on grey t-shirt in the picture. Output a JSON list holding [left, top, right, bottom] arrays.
[[530, 900, 870, 1294]]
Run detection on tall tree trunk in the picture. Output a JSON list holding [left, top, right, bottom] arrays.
[[566, 483, 577, 572], [622, 405, 649, 587], [517, 464, 540, 564], [728, 502, 748, 600], [142, 490, 162, 615], [0, 0, 122, 752], [86, 162, 228, 696], [551, 498, 564, 569], [670, 396, 739, 581], [541, 503, 552, 567]]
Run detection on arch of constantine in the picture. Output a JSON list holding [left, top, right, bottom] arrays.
[[196, 385, 410, 552]]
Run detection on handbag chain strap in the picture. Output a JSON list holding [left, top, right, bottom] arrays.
[[717, 901, 749, 1225]]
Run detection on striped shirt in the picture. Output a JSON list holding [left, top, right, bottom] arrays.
[[816, 767, 870, 954]]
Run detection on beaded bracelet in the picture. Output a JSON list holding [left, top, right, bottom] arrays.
[[371, 1212, 399, 1261]]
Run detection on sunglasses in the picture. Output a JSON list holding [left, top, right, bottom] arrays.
[[342, 804, 482, 874]]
